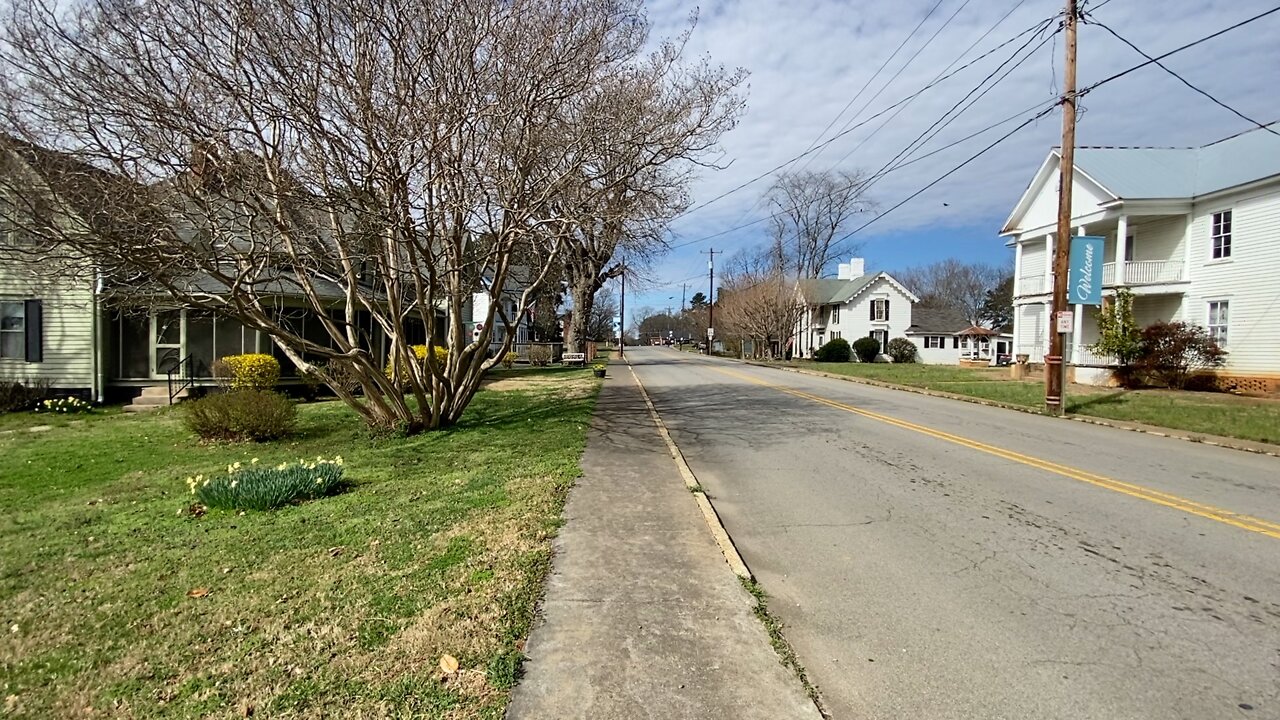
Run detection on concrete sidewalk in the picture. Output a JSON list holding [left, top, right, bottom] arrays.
[[506, 366, 821, 720]]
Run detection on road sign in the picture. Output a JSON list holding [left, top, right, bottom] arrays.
[[706, 327, 715, 339], [1055, 311, 1074, 334]]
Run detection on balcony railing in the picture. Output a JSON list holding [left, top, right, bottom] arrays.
[[1102, 260, 1185, 286], [1072, 345, 1118, 367], [1016, 275, 1047, 296]]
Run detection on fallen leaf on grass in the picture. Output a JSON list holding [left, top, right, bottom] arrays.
[[328, 547, 344, 557], [186, 587, 210, 598], [438, 655, 459, 675]]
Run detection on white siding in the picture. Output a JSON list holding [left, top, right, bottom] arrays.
[[1130, 215, 1186, 262], [1017, 239, 1047, 295], [834, 277, 913, 345], [1016, 303, 1047, 362], [1186, 188, 1280, 375], [907, 336, 956, 364], [1018, 172, 1111, 234], [0, 259, 96, 389]]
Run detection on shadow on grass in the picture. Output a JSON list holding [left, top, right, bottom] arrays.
[[1066, 390, 1132, 413]]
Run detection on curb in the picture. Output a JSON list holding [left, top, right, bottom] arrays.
[[716, 357, 1280, 460], [623, 358, 753, 580]]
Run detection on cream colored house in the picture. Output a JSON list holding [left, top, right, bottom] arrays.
[[792, 258, 919, 359]]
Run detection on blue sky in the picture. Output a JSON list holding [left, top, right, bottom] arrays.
[[622, 0, 1280, 318]]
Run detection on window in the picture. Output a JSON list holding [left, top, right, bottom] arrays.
[[870, 298, 889, 322], [1211, 210, 1232, 259], [923, 336, 945, 349], [831, 304, 840, 324], [1124, 234, 1135, 262], [831, 331, 841, 340], [1208, 300, 1229, 346], [0, 301, 23, 358]]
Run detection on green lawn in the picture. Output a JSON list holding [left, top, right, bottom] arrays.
[[0, 371, 598, 719], [789, 360, 1280, 445]]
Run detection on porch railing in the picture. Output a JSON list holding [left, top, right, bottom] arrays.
[[1016, 275, 1046, 296], [1071, 345, 1118, 367], [1102, 260, 1186, 286], [165, 353, 196, 404]]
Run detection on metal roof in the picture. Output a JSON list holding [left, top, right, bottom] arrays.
[[799, 275, 878, 305], [1073, 124, 1280, 199]]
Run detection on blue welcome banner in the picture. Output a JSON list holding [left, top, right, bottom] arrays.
[[1069, 235, 1105, 306]]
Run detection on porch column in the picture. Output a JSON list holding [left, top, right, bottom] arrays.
[[1043, 233, 1054, 287], [1013, 240, 1024, 294], [1182, 211, 1193, 282], [1115, 214, 1128, 285]]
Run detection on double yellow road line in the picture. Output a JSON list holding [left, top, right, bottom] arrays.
[[701, 361, 1280, 541]]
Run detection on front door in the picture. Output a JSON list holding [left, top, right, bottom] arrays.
[[151, 309, 184, 379]]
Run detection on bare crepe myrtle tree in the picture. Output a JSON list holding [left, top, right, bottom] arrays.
[[556, 30, 746, 353], [0, 0, 738, 432], [764, 169, 875, 278], [717, 269, 805, 360]]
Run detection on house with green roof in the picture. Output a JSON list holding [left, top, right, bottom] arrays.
[[1001, 124, 1280, 392], [793, 258, 919, 359]]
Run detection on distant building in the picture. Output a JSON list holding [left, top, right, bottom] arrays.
[[792, 258, 919, 359]]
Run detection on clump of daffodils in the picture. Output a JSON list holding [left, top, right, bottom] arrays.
[[36, 397, 92, 414], [185, 455, 346, 511]]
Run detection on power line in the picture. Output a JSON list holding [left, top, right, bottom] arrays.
[[667, 12, 1064, 223], [1084, 15, 1280, 137], [670, 5, 1280, 254], [794, 0, 974, 176], [788, 0, 949, 178]]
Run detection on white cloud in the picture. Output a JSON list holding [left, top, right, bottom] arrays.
[[633, 0, 1280, 301]]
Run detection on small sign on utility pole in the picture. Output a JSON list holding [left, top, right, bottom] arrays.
[[706, 327, 715, 339], [1055, 311, 1074, 334]]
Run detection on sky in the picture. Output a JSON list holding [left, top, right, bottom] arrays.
[[623, 0, 1280, 318]]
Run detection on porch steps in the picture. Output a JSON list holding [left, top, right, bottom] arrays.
[[124, 386, 189, 413]]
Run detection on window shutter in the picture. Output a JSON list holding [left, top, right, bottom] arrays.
[[24, 299, 43, 363], [869, 302, 875, 321], [884, 299, 890, 319]]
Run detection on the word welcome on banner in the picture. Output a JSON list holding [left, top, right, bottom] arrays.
[[1069, 235, 1105, 306]]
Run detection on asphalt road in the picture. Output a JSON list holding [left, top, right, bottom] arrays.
[[626, 347, 1280, 720]]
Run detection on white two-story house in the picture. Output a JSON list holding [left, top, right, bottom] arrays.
[[792, 258, 918, 359], [1000, 124, 1280, 392]]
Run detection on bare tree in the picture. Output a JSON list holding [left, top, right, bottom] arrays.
[[717, 270, 804, 359], [0, 0, 738, 432], [557, 36, 746, 353], [897, 259, 1006, 326], [764, 170, 875, 278], [584, 287, 619, 342]]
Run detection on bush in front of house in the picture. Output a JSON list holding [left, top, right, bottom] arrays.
[[852, 336, 880, 363], [215, 353, 281, 390], [184, 389, 298, 441], [886, 337, 918, 364], [814, 338, 852, 362], [501, 351, 518, 369], [0, 378, 52, 413], [1134, 321, 1226, 389], [187, 456, 345, 511], [528, 344, 552, 367], [384, 344, 448, 384]]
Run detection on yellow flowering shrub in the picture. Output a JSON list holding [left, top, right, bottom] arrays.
[[218, 353, 281, 390], [501, 351, 518, 369], [384, 345, 448, 383]]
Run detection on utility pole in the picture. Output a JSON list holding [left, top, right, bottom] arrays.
[[701, 248, 720, 353], [681, 283, 687, 312], [1046, 0, 1078, 416], [619, 259, 626, 359]]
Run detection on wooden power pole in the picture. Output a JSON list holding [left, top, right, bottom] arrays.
[[701, 248, 720, 353], [1046, 0, 1078, 415], [618, 259, 626, 359]]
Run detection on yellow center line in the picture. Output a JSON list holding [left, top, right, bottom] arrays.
[[682, 359, 1280, 541]]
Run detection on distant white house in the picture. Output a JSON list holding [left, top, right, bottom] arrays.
[[792, 258, 919, 359], [1000, 124, 1280, 392], [905, 307, 1013, 365]]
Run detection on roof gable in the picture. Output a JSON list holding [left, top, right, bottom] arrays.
[[798, 272, 919, 306]]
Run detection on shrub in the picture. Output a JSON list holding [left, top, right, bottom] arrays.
[[0, 378, 51, 413], [528, 344, 552, 367], [814, 338, 852, 362], [501, 351, 518, 369], [217, 354, 281, 390], [315, 359, 363, 395], [184, 389, 298, 441], [36, 396, 93, 414], [1135, 321, 1227, 389], [886, 337, 918, 364], [852, 336, 880, 363], [384, 344, 448, 383], [187, 455, 344, 510]]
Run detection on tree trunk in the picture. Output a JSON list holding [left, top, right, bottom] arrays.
[[565, 280, 598, 354]]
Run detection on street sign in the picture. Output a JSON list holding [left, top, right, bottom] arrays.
[[1069, 235, 1105, 306], [706, 327, 715, 339], [1055, 311, 1074, 334]]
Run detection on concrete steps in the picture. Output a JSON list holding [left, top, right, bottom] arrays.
[[124, 385, 189, 412]]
